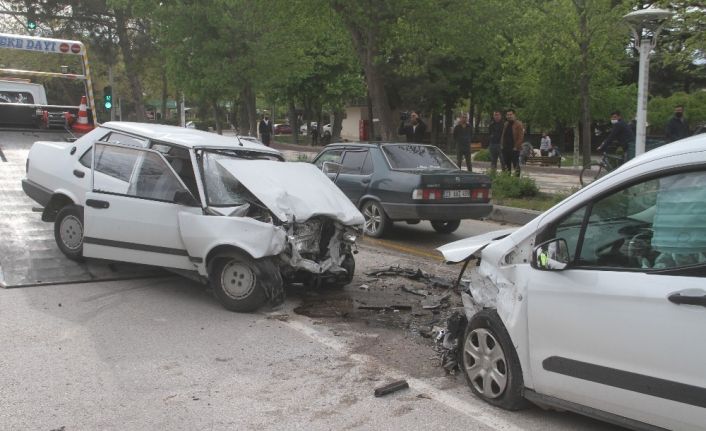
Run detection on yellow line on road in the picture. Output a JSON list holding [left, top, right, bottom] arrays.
[[361, 237, 443, 261]]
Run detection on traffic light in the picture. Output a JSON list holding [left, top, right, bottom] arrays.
[[27, 18, 37, 30], [103, 86, 113, 110]]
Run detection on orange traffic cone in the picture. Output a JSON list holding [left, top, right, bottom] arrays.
[[71, 95, 93, 133]]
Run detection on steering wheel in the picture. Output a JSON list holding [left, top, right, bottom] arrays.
[[627, 229, 654, 267]]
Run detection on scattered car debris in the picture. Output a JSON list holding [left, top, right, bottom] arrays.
[[374, 379, 409, 397], [359, 284, 370, 290], [401, 286, 428, 297], [421, 293, 452, 310], [433, 311, 468, 373], [266, 313, 290, 322], [366, 266, 454, 289], [357, 304, 412, 311]]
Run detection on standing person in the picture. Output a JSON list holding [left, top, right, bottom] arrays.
[[311, 123, 319, 146], [453, 113, 473, 171], [665, 105, 690, 142], [398, 111, 427, 142], [258, 115, 273, 147], [500, 109, 524, 176], [539, 131, 552, 156], [598, 110, 634, 163], [487, 110, 504, 171]]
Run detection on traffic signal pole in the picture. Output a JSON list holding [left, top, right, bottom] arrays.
[[108, 64, 115, 121]]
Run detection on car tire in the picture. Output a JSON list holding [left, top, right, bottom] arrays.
[[330, 252, 355, 289], [210, 253, 281, 312], [54, 204, 85, 261], [431, 220, 461, 234], [361, 200, 390, 238], [459, 309, 528, 410]]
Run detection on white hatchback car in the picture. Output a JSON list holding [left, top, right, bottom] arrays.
[[439, 135, 706, 431]]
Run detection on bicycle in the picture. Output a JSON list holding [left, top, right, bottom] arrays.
[[580, 151, 624, 186]]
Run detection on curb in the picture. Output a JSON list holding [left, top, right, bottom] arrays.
[[487, 205, 541, 225]]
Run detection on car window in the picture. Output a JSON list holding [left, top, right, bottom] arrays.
[[150, 143, 198, 197], [0, 91, 34, 104], [382, 144, 456, 170], [314, 150, 343, 169], [340, 151, 368, 175], [93, 143, 187, 202], [99, 132, 148, 148], [93, 144, 139, 183], [544, 170, 706, 272], [361, 151, 374, 175]]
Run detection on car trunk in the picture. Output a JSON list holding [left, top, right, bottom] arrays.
[[414, 170, 492, 204]]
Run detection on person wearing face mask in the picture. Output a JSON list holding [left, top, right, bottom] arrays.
[[598, 110, 634, 163], [665, 105, 690, 142]]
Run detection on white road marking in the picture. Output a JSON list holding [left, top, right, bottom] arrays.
[[276, 314, 526, 431]]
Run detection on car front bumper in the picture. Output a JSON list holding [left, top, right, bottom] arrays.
[[382, 202, 493, 221]]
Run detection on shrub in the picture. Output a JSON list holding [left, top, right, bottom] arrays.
[[490, 171, 539, 199], [473, 149, 490, 162]]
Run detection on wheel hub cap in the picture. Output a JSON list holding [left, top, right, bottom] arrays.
[[220, 261, 256, 300], [463, 328, 508, 399], [60, 215, 83, 250], [363, 204, 381, 234]]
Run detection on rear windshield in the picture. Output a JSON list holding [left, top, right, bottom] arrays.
[[382, 144, 456, 170], [0, 91, 34, 104]]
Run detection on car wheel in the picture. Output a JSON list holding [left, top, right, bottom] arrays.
[[459, 310, 528, 410], [54, 204, 84, 261], [330, 252, 355, 289], [579, 162, 604, 187], [210, 253, 281, 312], [431, 220, 461, 234], [361, 200, 390, 238]]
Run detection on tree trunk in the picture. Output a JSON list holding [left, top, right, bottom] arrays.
[[114, 8, 146, 122], [212, 100, 223, 134], [332, 110, 343, 141], [289, 101, 299, 145], [445, 104, 454, 150], [161, 66, 168, 122], [340, 19, 397, 141]]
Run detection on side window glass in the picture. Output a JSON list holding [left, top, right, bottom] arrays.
[[361, 151, 374, 175], [314, 150, 343, 169], [549, 206, 587, 261], [576, 170, 705, 271], [340, 151, 367, 174], [127, 152, 185, 201], [92, 144, 139, 195], [79, 148, 92, 168]]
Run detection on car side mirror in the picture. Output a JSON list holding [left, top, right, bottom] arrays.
[[173, 190, 199, 207], [532, 238, 570, 271], [322, 161, 341, 175]]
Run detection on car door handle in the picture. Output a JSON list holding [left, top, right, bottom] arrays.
[[85, 199, 109, 209], [73, 169, 85, 178], [668, 292, 706, 307], [361, 177, 371, 184]]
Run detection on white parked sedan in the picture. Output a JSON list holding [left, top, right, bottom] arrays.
[[22, 122, 363, 312], [438, 135, 706, 431]]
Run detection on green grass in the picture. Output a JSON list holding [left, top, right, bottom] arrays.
[[493, 187, 580, 211]]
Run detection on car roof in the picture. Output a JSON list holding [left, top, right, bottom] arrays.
[[322, 142, 439, 149], [101, 121, 281, 155], [623, 134, 706, 168]]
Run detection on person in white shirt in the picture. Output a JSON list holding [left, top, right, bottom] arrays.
[[539, 131, 552, 156]]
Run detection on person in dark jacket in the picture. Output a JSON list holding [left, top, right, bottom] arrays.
[[500, 109, 524, 176], [398, 111, 426, 142], [598, 111, 634, 163], [665, 105, 690, 142], [453, 113, 473, 171], [487, 110, 504, 171], [258, 115, 274, 147]]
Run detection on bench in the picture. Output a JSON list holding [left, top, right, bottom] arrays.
[[470, 142, 482, 152], [526, 155, 561, 167]]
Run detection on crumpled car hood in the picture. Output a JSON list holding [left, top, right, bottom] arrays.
[[437, 228, 518, 263], [216, 159, 365, 226]]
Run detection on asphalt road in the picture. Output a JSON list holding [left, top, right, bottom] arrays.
[[0, 242, 623, 431]]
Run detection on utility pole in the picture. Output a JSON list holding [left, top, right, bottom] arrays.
[[108, 64, 115, 121]]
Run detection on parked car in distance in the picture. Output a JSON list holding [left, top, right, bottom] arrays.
[[438, 135, 706, 431], [312, 142, 492, 237], [273, 123, 292, 134], [22, 122, 364, 312]]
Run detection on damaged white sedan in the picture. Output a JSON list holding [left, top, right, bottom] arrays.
[[22, 122, 363, 312], [439, 136, 706, 431]]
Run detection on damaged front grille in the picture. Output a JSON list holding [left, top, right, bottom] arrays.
[[285, 217, 349, 274]]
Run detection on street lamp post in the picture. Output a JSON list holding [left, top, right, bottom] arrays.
[[623, 8, 673, 157]]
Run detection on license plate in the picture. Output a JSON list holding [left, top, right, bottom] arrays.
[[443, 189, 470, 198]]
